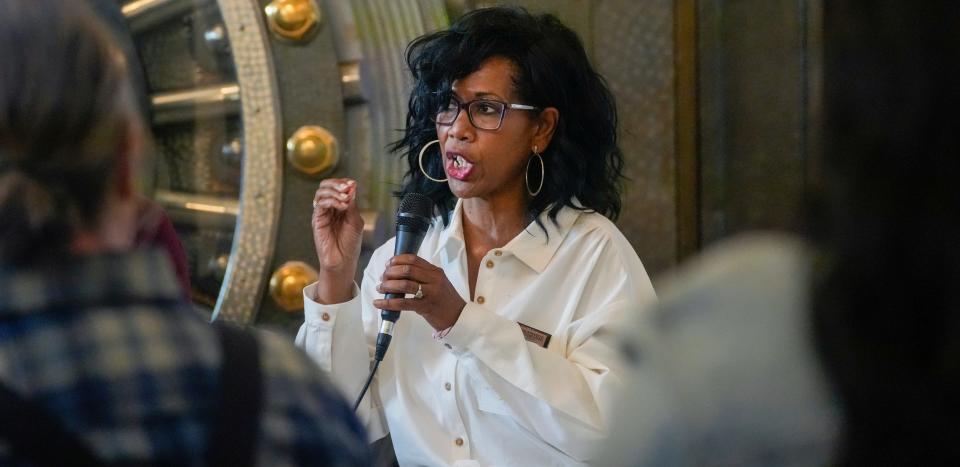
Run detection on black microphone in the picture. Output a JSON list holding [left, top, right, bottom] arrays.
[[374, 193, 434, 362]]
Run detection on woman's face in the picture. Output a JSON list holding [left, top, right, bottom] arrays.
[[437, 56, 556, 204]]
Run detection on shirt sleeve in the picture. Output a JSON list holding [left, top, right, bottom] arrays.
[[440, 235, 657, 462], [294, 258, 390, 442]]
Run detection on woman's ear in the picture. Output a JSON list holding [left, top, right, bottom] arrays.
[[533, 107, 559, 152]]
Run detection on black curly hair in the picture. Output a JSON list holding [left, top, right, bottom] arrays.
[[391, 6, 624, 228]]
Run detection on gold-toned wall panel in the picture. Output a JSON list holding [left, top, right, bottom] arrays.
[[502, 0, 679, 275], [594, 0, 677, 275]]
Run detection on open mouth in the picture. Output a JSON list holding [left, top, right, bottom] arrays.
[[451, 154, 471, 168], [445, 151, 475, 180]]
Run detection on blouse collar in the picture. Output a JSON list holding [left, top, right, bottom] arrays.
[[434, 198, 584, 273]]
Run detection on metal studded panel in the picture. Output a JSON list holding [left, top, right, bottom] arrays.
[[594, 0, 677, 275], [153, 119, 242, 195], [137, 16, 205, 92], [136, 3, 239, 93], [212, 0, 283, 325]]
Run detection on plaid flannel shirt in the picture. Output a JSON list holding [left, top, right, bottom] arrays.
[[0, 250, 370, 466]]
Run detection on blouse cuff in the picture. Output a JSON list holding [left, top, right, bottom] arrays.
[[302, 281, 360, 328]]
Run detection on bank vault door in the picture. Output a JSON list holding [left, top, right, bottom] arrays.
[[115, 0, 450, 329]]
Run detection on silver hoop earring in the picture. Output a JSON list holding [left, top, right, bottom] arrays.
[[526, 148, 544, 197], [418, 139, 447, 183]]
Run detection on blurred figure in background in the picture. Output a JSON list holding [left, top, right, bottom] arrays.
[[599, 0, 960, 465], [0, 0, 369, 465]]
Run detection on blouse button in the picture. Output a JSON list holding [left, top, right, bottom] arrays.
[[444, 382, 451, 391], [494, 250, 503, 257], [485, 260, 494, 269], [321, 312, 330, 322], [455, 438, 464, 447], [476, 296, 485, 305]]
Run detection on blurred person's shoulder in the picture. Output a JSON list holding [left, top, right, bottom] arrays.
[[655, 233, 809, 324], [613, 233, 838, 467], [250, 328, 371, 466]]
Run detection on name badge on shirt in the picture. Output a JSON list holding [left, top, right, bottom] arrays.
[[518, 322, 551, 348]]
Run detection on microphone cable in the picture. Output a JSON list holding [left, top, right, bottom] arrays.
[[353, 360, 380, 411]]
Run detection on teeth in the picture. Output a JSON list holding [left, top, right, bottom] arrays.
[[454, 155, 464, 168]]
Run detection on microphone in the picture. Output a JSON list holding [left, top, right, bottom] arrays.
[[374, 192, 434, 362]]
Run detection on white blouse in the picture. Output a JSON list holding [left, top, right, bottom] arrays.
[[296, 200, 657, 466]]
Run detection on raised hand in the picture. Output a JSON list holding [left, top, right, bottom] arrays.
[[311, 178, 363, 304]]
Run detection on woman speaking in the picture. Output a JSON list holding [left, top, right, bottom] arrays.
[[297, 7, 656, 466]]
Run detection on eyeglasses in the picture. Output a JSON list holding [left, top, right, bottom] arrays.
[[432, 96, 538, 130]]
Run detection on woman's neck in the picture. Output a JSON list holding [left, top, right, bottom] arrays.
[[461, 195, 529, 251], [460, 195, 529, 300]]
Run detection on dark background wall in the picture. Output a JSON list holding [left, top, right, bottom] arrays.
[[697, 0, 820, 246]]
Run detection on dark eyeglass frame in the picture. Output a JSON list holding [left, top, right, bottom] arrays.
[[432, 95, 539, 130]]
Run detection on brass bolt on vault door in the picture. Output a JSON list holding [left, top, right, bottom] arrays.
[[264, 0, 321, 43], [286, 125, 339, 177], [269, 261, 320, 312]]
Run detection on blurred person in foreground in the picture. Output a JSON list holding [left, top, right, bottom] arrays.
[[297, 6, 656, 466], [599, 1, 960, 465], [84, 0, 192, 298], [0, 0, 369, 465]]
